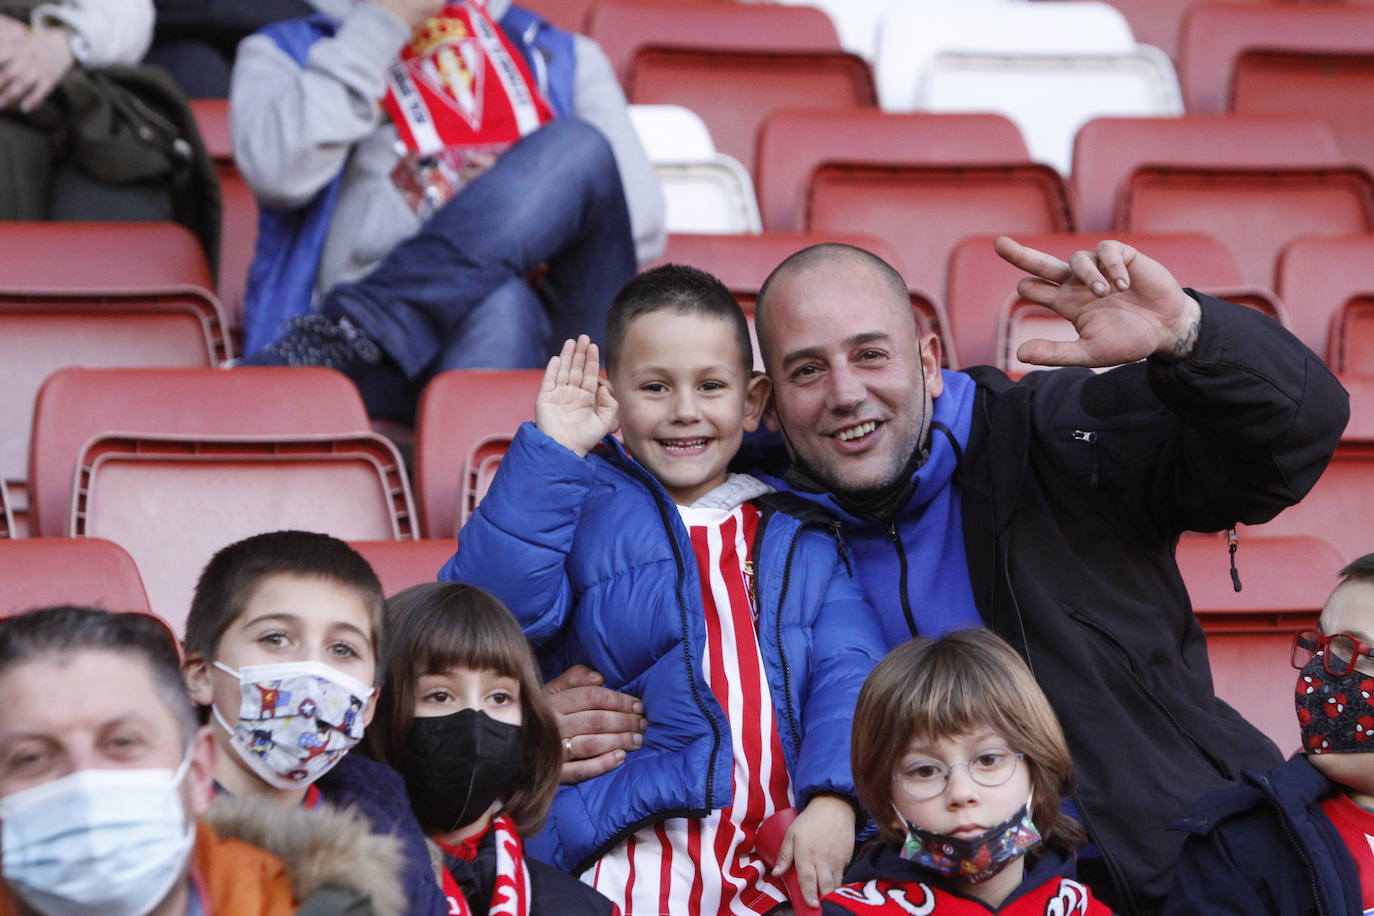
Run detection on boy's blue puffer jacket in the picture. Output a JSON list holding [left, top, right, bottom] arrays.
[[441, 423, 888, 875]]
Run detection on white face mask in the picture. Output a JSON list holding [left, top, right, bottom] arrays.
[[0, 751, 195, 916], [212, 659, 372, 790]]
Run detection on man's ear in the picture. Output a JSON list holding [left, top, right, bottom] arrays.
[[185, 725, 218, 820], [920, 331, 944, 399], [184, 653, 213, 707], [742, 372, 772, 433]]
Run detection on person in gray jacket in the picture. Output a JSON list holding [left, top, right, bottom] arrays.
[[235, 0, 665, 421]]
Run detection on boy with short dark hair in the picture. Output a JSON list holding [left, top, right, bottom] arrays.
[[444, 264, 888, 913], [1166, 554, 1374, 915], [183, 529, 447, 916]]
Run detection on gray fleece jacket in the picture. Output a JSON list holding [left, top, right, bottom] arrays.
[[230, 0, 664, 300]]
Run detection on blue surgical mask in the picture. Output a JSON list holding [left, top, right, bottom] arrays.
[[0, 749, 195, 916]]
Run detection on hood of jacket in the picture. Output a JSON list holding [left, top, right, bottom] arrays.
[[207, 794, 408, 916]]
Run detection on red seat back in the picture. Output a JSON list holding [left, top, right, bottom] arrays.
[[29, 367, 370, 539], [191, 98, 259, 337], [806, 162, 1074, 307], [0, 538, 151, 617], [1277, 234, 1374, 361], [349, 539, 459, 598], [756, 110, 1030, 233], [1331, 295, 1374, 377], [414, 369, 544, 540], [72, 432, 417, 633]]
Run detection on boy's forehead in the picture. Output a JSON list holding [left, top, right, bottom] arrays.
[[616, 309, 750, 374], [1320, 580, 1374, 634]]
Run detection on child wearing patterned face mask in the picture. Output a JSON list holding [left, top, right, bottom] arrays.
[[825, 630, 1112, 916], [1166, 554, 1374, 916], [367, 582, 617, 916], [182, 529, 450, 916]]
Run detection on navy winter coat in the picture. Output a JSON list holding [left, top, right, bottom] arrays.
[[1164, 755, 1361, 916], [442, 423, 888, 874]]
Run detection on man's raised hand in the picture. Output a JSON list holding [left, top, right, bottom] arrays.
[[536, 335, 619, 457], [995, 236, 1203, 368]]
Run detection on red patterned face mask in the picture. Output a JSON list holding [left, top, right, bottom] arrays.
[[1295, 651, 1374, 755]]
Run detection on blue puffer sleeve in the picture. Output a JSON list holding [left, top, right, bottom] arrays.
[[440, 422, 596, 644], [794, 564, 886, 804]]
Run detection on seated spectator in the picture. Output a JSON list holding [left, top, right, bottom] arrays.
[[0, 0, 218, 250], [181, 529, 449, 915], [145, 0, 316, 99], [235, 0, 664, 422], [444, 266, 888, 912], [368, 582, 617, 915], [1166, 554, 1374, 915], [0, 604, 406, 915], [825, 629, 1113, 915]]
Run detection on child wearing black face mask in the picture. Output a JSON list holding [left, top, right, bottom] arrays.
[[1166, 554, 1374, 916], [368, 582, 617, 916]]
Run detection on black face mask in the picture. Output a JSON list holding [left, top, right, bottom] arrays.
[[399, 708, 524, 834]]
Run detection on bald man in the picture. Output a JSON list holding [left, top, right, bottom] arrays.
[[744, 237, 1348, 914]]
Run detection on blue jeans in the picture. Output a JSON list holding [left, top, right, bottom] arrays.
[[324, 117, 636, 417]]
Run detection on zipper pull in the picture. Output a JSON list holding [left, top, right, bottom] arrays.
[[1227, 527, 1242, 592], [830, 521, 854, 575], [1071, 429, 1100, 488]]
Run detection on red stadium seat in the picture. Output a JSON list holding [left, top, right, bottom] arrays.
[[626, 49, 874, 178], [756, 110, 1031, 234], [1071, 114, 1345, 233], [1066, 0, 1254, 62], [1178, 532, 1344, 754], [657, 231, 957, 368], [806, 161, 1074, 308], [414, 369, 544, 540], [1276, 234, 1374, 360], [1178, 2, 1374, 113], [946, 232, 1286, 373], [1331, 295, 1374, 376], [0, 220, 211, 290], [191, 98, 259, 337], [0, 479, 12, 539], [1242, 374, 1374, 566], [587, 0, 842, 87], [29, 367, 370, 539], [349, 539, 458, 597], [71, 432, 417, 633], [1231, 51, 1374, 182], [0, 538, 152, 617], [0, 290, 231, 536]]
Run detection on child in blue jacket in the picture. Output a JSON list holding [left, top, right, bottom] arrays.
[[442, 264, 887, 914]]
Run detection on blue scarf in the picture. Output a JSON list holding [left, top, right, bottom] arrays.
[[765, 370, 980, 646]]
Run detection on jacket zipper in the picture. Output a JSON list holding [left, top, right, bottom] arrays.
[[888, 521, 918, 637], [998, 529, 1139, 916], [752, 507, 805, 762], [631, 466, 723, 810], [1071, 429, 1100, 488], [1263, 777, 1326, 915]]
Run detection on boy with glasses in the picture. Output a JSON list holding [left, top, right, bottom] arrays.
[[1166, 553, 1374, 915]]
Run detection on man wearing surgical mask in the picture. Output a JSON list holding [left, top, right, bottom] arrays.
[[0, 604, 406, 916], [1167, 554, 1374, 916]]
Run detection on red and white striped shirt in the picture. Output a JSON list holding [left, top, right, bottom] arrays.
[[584, 501, 795, 916]]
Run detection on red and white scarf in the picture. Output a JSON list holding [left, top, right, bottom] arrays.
[[442, 813, 531, 916], [826, 876, 1113, 915], [383, 1, 553, 156]]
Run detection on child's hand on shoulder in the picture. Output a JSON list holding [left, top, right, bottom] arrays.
[[536, 335, 619, 457], [772, 794, 856, 908]]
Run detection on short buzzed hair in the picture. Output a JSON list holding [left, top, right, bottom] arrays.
[[1339, 554, 1374, 587], [754, 243, 914, 359], [0, 605, 198, 741], [604, 263, 753, 377]]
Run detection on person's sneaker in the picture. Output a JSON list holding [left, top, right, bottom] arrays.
[[240, 314, 383, 370]]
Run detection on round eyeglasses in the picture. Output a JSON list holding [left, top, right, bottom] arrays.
[[892, 746, 1025, 801], [1292, 629, 1374, 678]]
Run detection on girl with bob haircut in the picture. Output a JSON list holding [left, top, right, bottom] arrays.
[[824, 629, 1114, 915], [368, 583, 615, 916]]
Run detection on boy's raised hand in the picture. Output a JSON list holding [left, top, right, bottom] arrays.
[[772, 794, 856, 908], [536, 335, 618, 458]]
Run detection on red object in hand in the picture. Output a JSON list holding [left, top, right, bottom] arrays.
[[757, 807, 822, 916]]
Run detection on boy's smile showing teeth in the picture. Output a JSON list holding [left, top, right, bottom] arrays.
[[659, 436, 712, 454]]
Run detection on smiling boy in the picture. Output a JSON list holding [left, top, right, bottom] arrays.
[[444, 264, 887, 913]]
